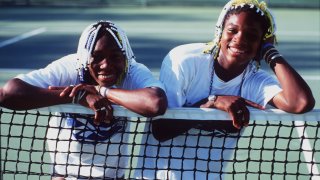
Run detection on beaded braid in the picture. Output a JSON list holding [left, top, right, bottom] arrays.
[[76, 20, 135, 85], [203, 0, 277, 70]]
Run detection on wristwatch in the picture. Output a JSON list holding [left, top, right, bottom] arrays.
[[208, 94, 217, 102]]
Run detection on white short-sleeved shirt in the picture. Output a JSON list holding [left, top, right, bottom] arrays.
[[17, 54, 164, 179], [134, 43, 283, 180], [160, 43, 282, 108]]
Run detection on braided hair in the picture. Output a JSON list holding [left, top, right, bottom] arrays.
[[204, 0, 277, 69], [76, 20, 135, 85]]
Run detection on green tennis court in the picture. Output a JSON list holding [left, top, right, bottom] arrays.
[[0, 6, 319, 106], [0, 4, 319, 180]]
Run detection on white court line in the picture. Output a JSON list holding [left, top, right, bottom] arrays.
[[295, 121, 320, 179], [0, 27, 47, 48]]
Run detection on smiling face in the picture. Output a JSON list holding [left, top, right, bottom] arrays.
[[218, 11, 264, 69], [88, 33, 126, 87]]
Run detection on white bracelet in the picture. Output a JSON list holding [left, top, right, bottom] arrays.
[[271, 54, 282, 60], [99, 87, 110, 97]]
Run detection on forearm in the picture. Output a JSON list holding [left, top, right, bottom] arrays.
[[270, 57, 315, 113], [0, 78, 72, 110], [152, 119, 196, 142], [106, 87, 167, 117]]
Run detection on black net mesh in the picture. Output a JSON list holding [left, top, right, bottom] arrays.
[[0, 107, 319, 180]]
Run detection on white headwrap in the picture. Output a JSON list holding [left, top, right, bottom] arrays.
[[76, 20, 135, 84]]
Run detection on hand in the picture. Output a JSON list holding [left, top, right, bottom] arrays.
[[49, 84, 98, 98], [49, 84, 113, 125], [200, 95, 265, 129], [254, 35, 276, 61], [82, 93, 113, 125], [263, 35, 275, 45]]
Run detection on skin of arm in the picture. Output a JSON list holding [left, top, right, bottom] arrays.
[[56, 84, 168, 118], [0, 78, 72, 110], [106, 87, 167, 117], [268, 57, 315, 113], [152, 119, 197, 142]]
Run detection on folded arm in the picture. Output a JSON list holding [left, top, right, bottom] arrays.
[[270, 58, 314, 113], [54, 84, 168, 118], [262, 42, 315, 113], [0, 78, 71, 110], [100, 87, 167, 117]]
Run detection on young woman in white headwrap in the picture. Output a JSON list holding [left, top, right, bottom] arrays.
[[0, 20, 167, 179], [146, 0, 315, 179]]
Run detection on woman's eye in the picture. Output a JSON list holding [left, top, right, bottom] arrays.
[[227, 29, 237, 34], [92, 55, 104, 62]]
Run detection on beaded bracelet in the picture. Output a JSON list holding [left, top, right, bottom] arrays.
[[262, 44, 282, 65]]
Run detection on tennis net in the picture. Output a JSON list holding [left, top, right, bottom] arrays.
[[1, 105, 319, 179]]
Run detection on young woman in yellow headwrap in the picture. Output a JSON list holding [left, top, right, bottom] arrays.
[[148, 0, 315, 179]]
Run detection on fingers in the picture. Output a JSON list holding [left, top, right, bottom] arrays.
[[70, 84, 98, 97], [53, 84, 102, 99], [60, 86, 74, 97], [93, 102, 113, 125], [69, 85, 82, 97], [48, 86, 73, 97], [242, 108, 250, 127], [48, 86, 65, 90], [230, 105, 250, 130], [244, 99, 265, 110], [106, 103, 113, 123], [264, 36, 275, 44], [230, 110, 243, 130], [94, 107, 106, 125]]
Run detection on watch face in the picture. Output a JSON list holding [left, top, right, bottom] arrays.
[[208, 95, 216, 101]]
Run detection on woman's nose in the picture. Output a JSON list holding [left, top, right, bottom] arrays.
[[99, 59, 108, 69], [235, 32, 248, 45]]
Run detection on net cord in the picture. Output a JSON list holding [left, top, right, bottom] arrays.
[[32, 104, 320, 121]]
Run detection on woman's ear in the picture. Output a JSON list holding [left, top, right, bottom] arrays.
[[253, 41, 264, 62]]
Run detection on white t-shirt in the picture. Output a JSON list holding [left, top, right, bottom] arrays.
[[134, 43, 283, 179], [160, 43, 282, 108], [17, 54, 164, 179]]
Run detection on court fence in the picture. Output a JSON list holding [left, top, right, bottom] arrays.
[[1, 105, 319, 179]]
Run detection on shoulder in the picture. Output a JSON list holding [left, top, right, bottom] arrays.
[[244, 62, 280, 86], [128, 60, 150, 74], [123, 61, 164, 90], [45, 54, 78, 79], [167, 43, 207, 59], [50, 54, 78, 67], [170, 43, 207, 53], [126, 60, 154, 80], [15, 54, 79, 87], [163, 43, 210, 67]]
